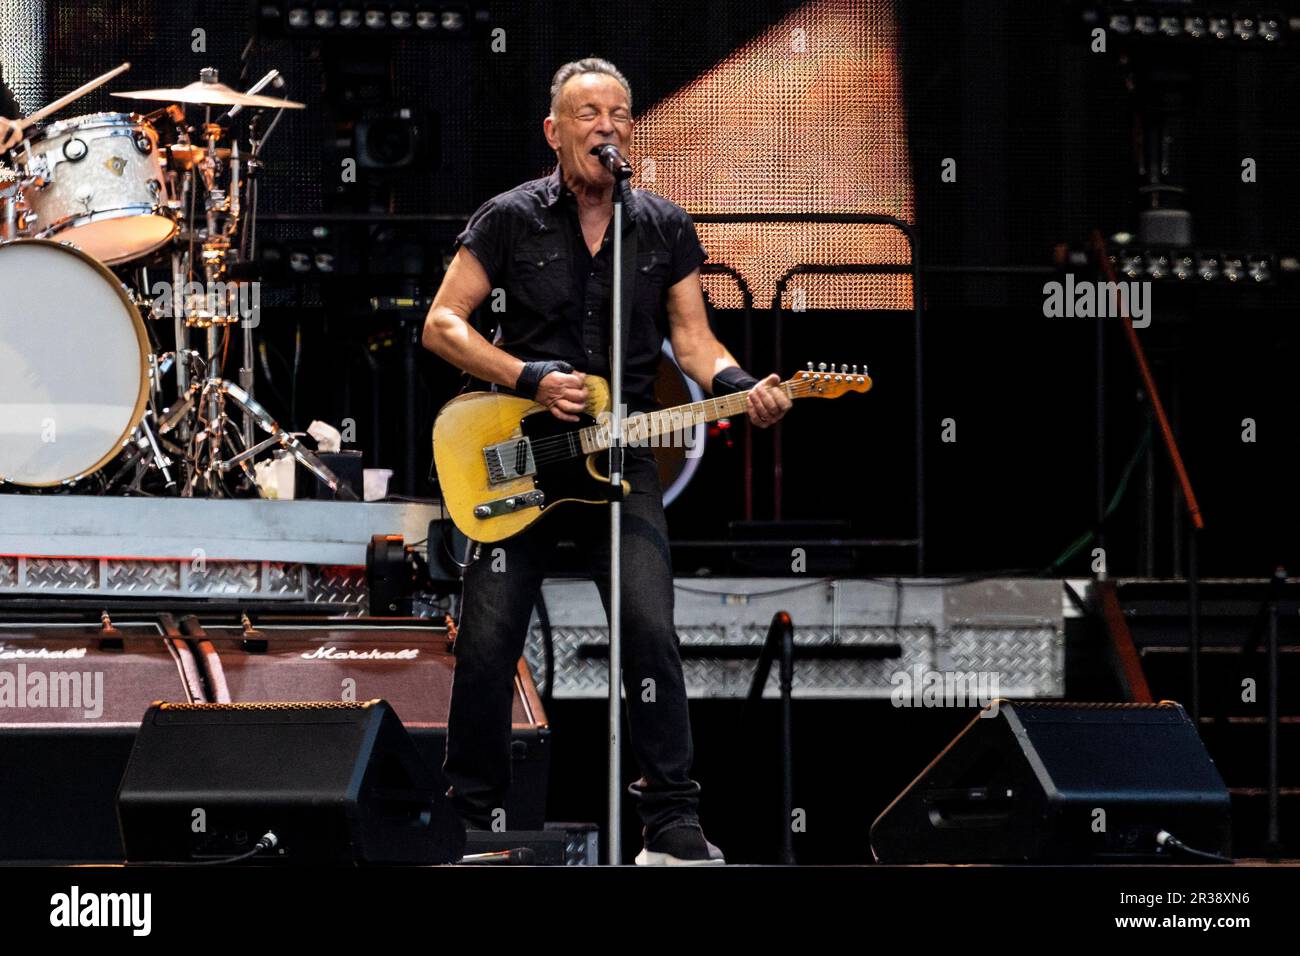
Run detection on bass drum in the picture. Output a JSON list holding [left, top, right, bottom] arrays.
[[0, 239, 149, 486]]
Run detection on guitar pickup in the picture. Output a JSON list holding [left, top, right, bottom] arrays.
[[473, 490, 545, 518], [483, 437, 536, 484]]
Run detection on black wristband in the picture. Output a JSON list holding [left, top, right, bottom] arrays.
[[514, 359, 575, 400], [711, 366, 760, 396]]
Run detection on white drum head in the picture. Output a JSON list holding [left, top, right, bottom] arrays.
[[0, 240, 148, 485]]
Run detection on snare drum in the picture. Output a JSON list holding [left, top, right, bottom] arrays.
[[17, 112, 177, 265]]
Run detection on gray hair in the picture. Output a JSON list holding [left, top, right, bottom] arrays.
[[548, 58, 632, 119]]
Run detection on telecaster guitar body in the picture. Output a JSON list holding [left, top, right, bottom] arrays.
[[433, 365, 872, 543], [433, 376, 627, 543]]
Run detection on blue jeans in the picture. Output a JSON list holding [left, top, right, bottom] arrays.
[[442, 445, 702, 839]]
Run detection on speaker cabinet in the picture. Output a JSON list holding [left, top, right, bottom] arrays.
[[870, 701, 1231, 863], [117, 700, 466, 864]]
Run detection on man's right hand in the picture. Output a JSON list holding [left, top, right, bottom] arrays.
[[535, 370, 589, 422]]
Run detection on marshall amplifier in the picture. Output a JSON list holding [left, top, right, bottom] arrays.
[[189, 618, 551, 829], [870, 701, 1232, 863], [0, 625, 204, 861]]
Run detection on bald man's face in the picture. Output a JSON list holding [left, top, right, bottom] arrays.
[[543, 73, 632, 190]]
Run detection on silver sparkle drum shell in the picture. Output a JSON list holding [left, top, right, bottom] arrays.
[[20, 112, 177, 265]]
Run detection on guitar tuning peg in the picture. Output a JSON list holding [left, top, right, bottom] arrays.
[[817, 362, 827, 372], [851, 364, 858, 374], [806, 361, 813, 371], [840, 363, 848, 373]]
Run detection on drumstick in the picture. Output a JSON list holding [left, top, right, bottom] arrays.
[[14, 62, 131, 132]]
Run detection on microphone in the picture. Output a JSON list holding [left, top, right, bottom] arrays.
[[589, 143, 633, 180]]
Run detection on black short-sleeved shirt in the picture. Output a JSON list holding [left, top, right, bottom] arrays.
[[455, 165, 707, 413]]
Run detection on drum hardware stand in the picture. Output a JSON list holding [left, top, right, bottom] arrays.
[[150, 68, 353, 499], [156, 374, 355, 500], [101, 411, 176, 494]]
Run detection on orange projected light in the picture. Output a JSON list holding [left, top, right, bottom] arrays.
[[631, 0, 913, 311]]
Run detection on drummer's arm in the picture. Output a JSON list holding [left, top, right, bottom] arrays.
[[0, 119, 20, 152]]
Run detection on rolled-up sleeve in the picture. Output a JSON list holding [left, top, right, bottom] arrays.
[[455, 198, 507, 286]]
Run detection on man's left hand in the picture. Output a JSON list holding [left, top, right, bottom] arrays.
[[745, 373, 792, 428]]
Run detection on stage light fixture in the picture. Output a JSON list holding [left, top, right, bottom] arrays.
[[1159, 16, 1181, 38], [1196, 256, 1219, 281], [1259, 18, 1281, 41], [1108, 13, 1133, 34], [1135, 14, 1158, 35], [1209, 16, 1231, 39], [340, 8, 363, 28], [1233, 18, 1256, 41], [440, 8, 466, 31], [1119, 253, 1145, 278], [314, 8, 338, 29], [391, 9, 413, 29], [1172, 255, 1194, 280], [1221, 256, 1245, 282], [416, 10, 438, 30], [366, 8, 387, 29], [287, 6, 311, 29], [1184, 16, 1206, 38], [1248, 258, 1272, 282], [1145, 254, 1169, 279]]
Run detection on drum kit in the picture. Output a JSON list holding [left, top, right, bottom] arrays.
[[0, 62, 355, 499]]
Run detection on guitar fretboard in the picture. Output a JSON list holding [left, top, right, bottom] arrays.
[[576, 383, 795, 454]]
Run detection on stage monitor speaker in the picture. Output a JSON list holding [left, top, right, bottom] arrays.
[[870, 701, 1231, 863], [117, 699, 466, 864], [192, 620, 551, 829]]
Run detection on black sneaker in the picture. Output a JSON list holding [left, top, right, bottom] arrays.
[[634, 824, 726, 866]]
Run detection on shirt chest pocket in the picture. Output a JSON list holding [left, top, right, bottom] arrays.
[[510, 239, 569, 315]]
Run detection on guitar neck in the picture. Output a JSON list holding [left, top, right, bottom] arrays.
[[576, 382, 795, 455]]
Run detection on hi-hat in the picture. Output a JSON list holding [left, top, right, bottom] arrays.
[[114, 80, 304, 110]]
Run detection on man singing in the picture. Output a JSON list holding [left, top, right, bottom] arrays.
[[422, 57, 790, 865]]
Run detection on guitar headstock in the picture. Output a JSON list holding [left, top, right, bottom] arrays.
[[785, 362, 873, 398]]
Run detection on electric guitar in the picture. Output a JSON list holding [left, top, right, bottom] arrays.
[[432, 362, 872, 542]]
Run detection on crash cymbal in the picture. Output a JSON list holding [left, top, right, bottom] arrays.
[[114, 80, 304, 110]]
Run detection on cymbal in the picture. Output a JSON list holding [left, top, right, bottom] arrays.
[[114, 80, 304, 110], [166, 143, 232, 169]]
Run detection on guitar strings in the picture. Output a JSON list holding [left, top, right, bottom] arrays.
[[517, 380, 836, 466]]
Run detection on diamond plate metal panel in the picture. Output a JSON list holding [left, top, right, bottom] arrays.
[[525, 623, 937, 699], [24, 558, 97, 590], [943, 625, 1064, 698], [266, 563, 307, 598], [307, 567, 368, 610], [104, 560, 181, 593], [0, 557, 16, 588], [525, 577, 1066, 699], [186, 561, 260, 595]]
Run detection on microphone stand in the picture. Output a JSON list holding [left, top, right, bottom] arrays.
[[598, 147, 635, 865]]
